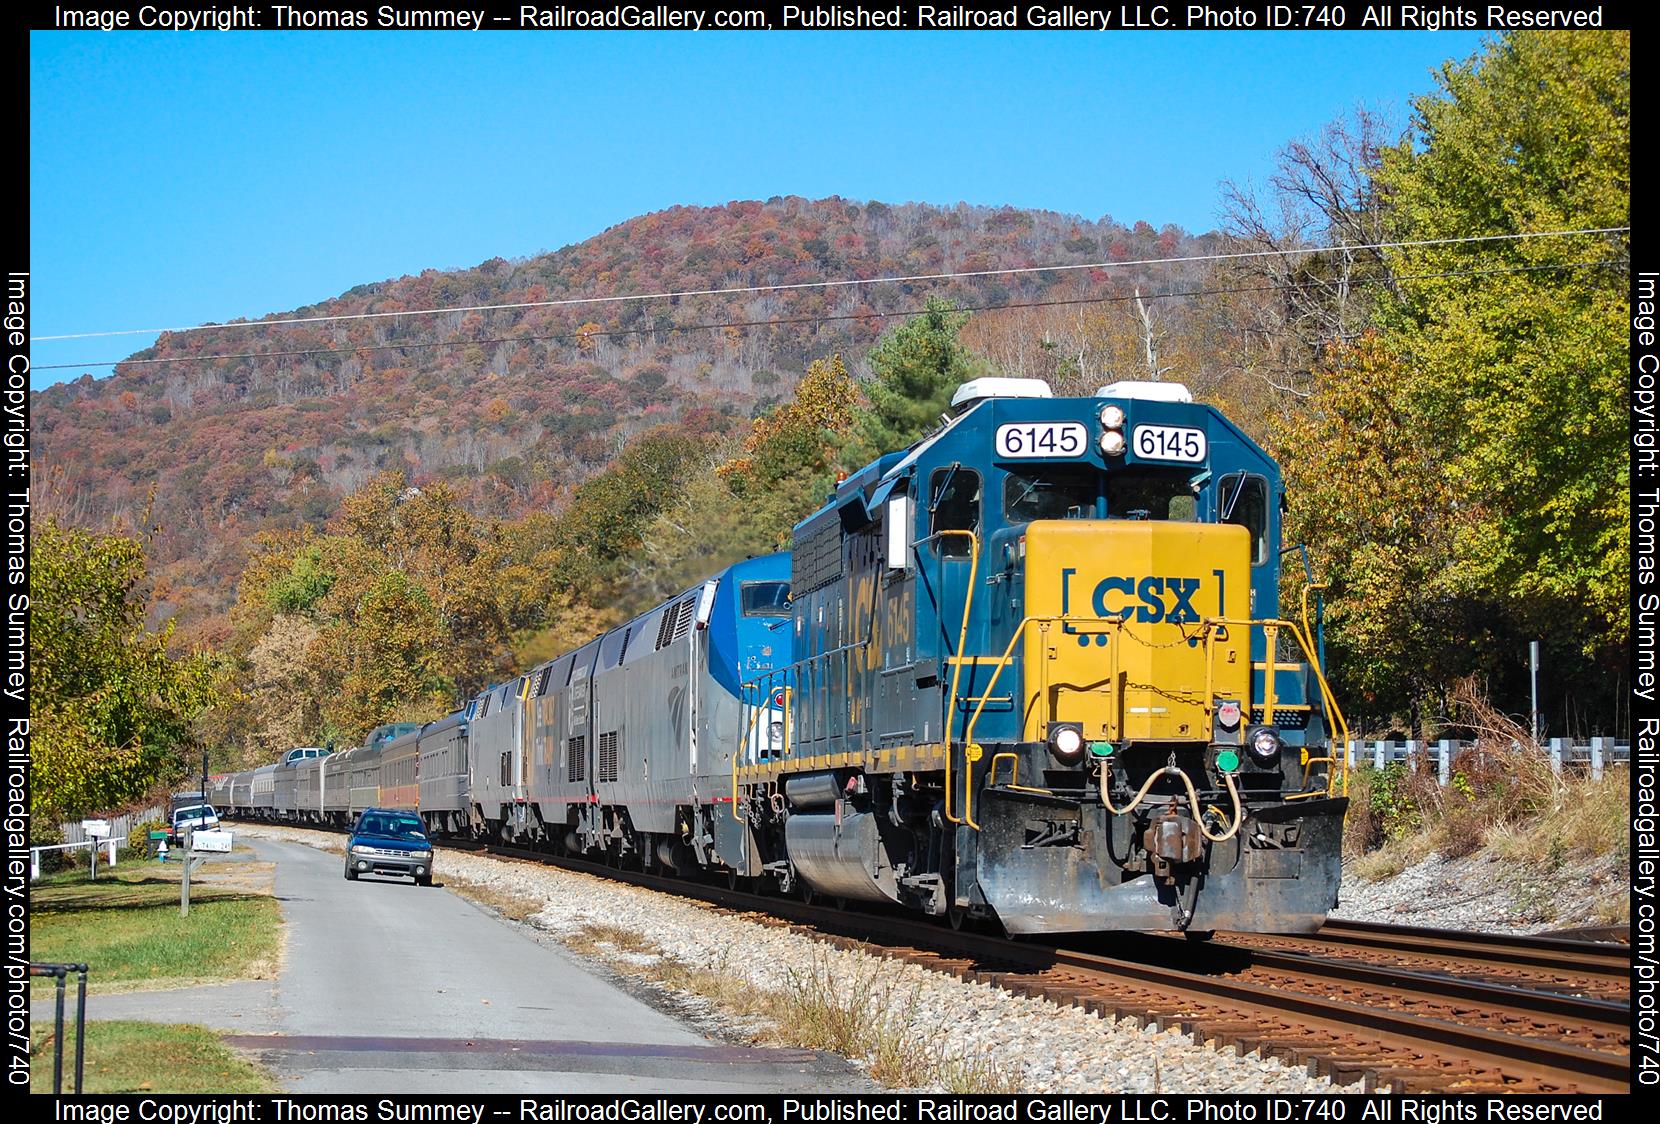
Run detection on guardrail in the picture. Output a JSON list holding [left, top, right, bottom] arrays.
[[29, 837, 128, 882], [29, 962, 89, 1094], [1342, 738, 1629, 783]]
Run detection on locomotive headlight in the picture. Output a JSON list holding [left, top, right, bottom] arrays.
[[1248, 726, 1282, 762], [1100, 430, 1127, 457], [1047, 722, 1086, 764], [1099, 404, 1126, 430], [769, 720, 785, 743]]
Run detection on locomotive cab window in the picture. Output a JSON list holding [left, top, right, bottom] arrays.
[[1219, 473, 1270, 564], [741, 581, 792, 617], [1004, 466, 1098, 523], [929, 466, 980, 557], [1106, 467, 1199, 521]]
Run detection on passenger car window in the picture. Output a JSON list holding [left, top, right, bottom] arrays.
[[1219, 474, 1270, 564], [929, 467, 980, 557], [1004, 467, 1098, 523]]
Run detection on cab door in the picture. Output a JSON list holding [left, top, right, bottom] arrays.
[[918, 464, 982, 748]]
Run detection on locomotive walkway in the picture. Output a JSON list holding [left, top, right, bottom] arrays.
[[41, 837, 871, 1094]]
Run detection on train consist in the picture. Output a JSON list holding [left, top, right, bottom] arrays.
[[216, 377, 1349, 935]]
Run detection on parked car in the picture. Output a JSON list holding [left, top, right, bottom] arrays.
[[167, 804, 220, 842], [345, 808, 435, 886]]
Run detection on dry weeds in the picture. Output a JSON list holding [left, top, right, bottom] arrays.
[[563, 923, 1018, 1091]]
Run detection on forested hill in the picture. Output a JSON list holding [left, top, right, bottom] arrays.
[[34, 197, 1215, 637]]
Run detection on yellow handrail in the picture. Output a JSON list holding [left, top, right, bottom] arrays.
[[933, 529, 979, 825], [1207, 616, 1350, 798]]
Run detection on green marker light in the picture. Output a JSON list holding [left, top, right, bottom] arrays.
[[1090, 741, 1115, 758], [1216, 750, 1242, 774]]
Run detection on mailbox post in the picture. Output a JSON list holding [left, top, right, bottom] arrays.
[[81, 821, 109, 880]]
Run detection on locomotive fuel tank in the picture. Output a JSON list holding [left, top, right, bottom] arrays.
[[784, 811, 900, 904]]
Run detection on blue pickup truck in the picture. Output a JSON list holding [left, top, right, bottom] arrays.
[[344, 808, 435, 886]]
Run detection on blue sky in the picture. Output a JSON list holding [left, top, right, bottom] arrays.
[[29, 30, 1488, 388]]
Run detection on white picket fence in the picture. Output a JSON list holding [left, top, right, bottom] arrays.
[[57, 804, 163, 846], [1342, 738, 1629, 784]]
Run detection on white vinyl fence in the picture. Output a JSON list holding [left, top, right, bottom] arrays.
[[1341, 738, 1629, 784]]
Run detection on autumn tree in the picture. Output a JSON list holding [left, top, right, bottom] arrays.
[[232, 474, 528, 748]]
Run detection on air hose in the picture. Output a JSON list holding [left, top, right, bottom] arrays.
[[1098, 763, 1244, 843]]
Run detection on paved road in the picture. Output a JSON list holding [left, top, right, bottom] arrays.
[[43, 837, 870, 1093]]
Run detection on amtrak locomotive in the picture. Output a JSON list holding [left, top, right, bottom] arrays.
[[217, 378, 1348, 935]]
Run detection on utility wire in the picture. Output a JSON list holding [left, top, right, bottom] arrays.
[[36, 225, 1631, 343], [34, 258, 1627, 372]]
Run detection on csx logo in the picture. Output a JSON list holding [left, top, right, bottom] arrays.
[[1061, 568, 1207, 624]]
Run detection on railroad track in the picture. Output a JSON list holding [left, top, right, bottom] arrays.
[[460, 840, 1630, 1094], [246, 824, 1633, 1093], [1209, 918, 1632, 1000]]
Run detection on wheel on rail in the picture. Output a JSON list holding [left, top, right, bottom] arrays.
[[1184, 930, 1215, 942], [947, 901, 970, 931], [798, 880, 817, 906]]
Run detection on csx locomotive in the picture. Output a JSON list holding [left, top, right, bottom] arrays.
[[216, 377, 1349, 935]]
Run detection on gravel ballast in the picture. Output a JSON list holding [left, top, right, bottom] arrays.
[[1331, 850, 1626, 934], [245, 824, 1354, 1093]]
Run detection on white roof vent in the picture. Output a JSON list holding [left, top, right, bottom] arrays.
[[1096, 380, 1194, 404], [950, 378, 1053, 410]]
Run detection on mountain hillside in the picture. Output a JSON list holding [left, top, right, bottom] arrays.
[[35, 197, 1215, 638]]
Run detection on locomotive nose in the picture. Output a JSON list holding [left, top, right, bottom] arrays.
[[1019, 519, 1251, 746]]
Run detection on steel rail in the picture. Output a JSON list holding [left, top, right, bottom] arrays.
[[1265, 918, 1632, 977]]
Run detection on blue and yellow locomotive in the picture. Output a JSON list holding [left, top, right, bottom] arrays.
[[218, 377, 1347, 936], [730, 378, 1348, 934]]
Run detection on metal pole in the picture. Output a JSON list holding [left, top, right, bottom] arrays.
[[1530, 640, 1541, 741], [53, 972, 65, 1094], [180, 827, 191, 918], [74, 967, 88, 1094]]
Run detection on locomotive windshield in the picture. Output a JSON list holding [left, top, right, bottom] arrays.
[[1105, 467, 1198, 521], [1004, 466, 1098, 522], [740, 581, 792, 617]]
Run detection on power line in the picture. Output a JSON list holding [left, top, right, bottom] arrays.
[[35, 258, 1627, 373], [36, 225, 1631, 343]]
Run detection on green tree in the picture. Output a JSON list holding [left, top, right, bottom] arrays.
[[851, 297, 988, 458], [30, 519, 221, 826], [1279, 32, 1629, 727], [1372, 31, 1629, 653]]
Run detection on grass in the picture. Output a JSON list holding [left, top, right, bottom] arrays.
[[29, 866, 281, 995], [562, 922, 1019, 1092], [29, 1020, 274, 1094]]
